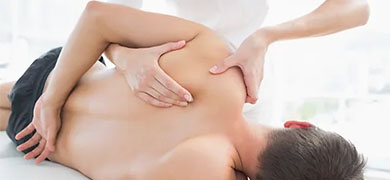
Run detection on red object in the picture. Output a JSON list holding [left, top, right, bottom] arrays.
[[284, 121, 315, 129]]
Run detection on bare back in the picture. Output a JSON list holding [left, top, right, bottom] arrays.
[[48, 30, 246, 180]]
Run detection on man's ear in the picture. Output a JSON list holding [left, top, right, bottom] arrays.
[[284, 120, 315, 129]]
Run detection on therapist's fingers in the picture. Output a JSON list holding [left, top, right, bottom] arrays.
[[24, 138, 45, 160], [17, 132, 41, 152], [153, 40, 186, 55], [209, 55, 238, 74], [15, 123, 35, 140], [144, 87, 184, 107], [155, 68, 193, 102], [136, 91, 172, 108], [151, 79, 188, 107], [243, 70, 259, 104]]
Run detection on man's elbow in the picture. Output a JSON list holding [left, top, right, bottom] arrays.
[[84, 1, 106, 20]]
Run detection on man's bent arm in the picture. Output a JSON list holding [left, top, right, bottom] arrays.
[[43, 1, 207, 106]]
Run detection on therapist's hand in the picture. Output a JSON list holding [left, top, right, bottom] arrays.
[[209, 30, 272, 104], [110, 41, 193, 107], [15, 94, 62, 164]]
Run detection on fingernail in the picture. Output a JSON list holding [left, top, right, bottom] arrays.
[[179, 101, 188, 106], [184, 94, 192, 102], [178, 40, 185, 45], [209, 66, 218, 73]]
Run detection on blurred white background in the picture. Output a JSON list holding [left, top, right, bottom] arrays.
[[0, 0, 389, 179]]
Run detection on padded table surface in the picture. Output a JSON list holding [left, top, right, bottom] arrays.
[[0, 131, 88, 180]]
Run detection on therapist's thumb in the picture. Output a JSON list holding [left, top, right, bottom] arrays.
[[209, 56, 236, 74], [155, 40, 186, 55]]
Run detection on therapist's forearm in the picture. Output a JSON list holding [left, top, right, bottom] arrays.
[[259, 0, 369, 44]]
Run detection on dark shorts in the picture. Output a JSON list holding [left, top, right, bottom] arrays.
[[6, 47, 105, 154]]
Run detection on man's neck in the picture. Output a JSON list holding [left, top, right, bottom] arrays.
[[231, 120, 274, 179]]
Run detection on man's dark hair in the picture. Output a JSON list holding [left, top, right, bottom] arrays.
[[256, 128, 366, 180]]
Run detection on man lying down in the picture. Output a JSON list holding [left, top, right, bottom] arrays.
[[0, 1, 365, 180]]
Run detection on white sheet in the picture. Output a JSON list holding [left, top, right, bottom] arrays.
[[0, 131, 88, 180], [2, 131, 387, 180]]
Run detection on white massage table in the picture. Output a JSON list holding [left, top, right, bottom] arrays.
[[0, 131, 89, 180], [2, 130, 389, 180]]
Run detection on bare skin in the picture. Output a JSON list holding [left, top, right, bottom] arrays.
[[0, 1, 370, 179], [105, 0, 370, 105], [0, 42, 256, 179], [48, 31, 250, 180], [0, 81, 13, 131], [11, 0, 370, 165], [1, 2, 272, 179]]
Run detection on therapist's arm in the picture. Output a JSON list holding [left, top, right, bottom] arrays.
[[260, 0, 370, 42], [210, 0, 370, 104]]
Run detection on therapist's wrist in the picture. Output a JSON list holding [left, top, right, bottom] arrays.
[[255, 27, 279, 45]]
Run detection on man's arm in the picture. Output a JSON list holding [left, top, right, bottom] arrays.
[[45, 1, 208, 106], [15, 1, 209, 163], [261, 0, 370, 43]]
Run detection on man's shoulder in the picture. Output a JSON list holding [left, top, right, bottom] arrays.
[[145, 135, 237, 180]]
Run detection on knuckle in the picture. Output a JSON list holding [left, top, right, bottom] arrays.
[[161, 97, 172, 103], [163, 81, 172, 89], [161, 89, 172, 97], [31, 149, 38, 155], [156, 94, 163, 99], [33, 147, 41, 154], [152, 99, 166, 107], [166, 93, 177, 100]]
